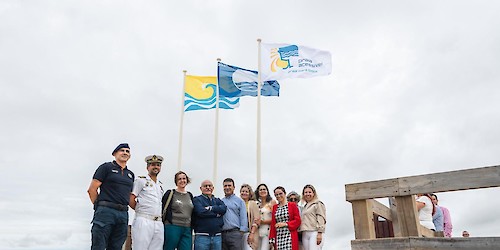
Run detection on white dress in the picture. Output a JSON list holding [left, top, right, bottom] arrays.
[[416, 195, 436, 230], [258, 201, 273, 250]]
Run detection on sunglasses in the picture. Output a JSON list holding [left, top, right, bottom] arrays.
[[289, 198, 298, 202]]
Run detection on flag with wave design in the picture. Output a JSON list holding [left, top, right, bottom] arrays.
[[218, 62, 280, 98], [184, 75, 239, 112]]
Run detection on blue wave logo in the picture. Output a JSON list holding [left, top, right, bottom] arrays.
[[271, 45, 299, 72], [184, 84, 217, 111]]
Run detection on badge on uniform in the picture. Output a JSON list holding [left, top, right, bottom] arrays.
[[128, 173, 133, 178]]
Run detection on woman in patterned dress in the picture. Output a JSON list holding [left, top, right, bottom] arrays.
[[255, 183, 276, 250], [269, 186, 301, 250]]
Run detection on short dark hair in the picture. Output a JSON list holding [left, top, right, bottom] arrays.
[[274, 186, 286, 195], [223, 177, 234, 186]]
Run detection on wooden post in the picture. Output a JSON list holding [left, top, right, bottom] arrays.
[[389, 197, 402, 237], [352, 199, 376, 239], [394, 195, 421, 237]]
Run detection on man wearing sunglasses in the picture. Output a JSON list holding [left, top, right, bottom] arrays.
[[87, 143, 135, 250]]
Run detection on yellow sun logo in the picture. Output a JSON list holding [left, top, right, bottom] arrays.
[[270, 48, 290, 72]]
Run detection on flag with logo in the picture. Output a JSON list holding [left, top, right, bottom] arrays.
[[218, 62, 280, 98], [184, 75, 240, 112], [260, 43, 332, 81]]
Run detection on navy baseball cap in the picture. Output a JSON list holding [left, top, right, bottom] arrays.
[[112, 143, 130, 155]]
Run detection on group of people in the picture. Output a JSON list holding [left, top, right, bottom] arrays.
[[415, 193, 453, 237], [87, 143, 327, 250]]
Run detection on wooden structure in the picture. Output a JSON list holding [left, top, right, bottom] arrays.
[[374, 216, 394, 238], [345, 165, 500, 249]]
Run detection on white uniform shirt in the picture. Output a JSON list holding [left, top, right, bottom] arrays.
[[132, 175, 164, 216]]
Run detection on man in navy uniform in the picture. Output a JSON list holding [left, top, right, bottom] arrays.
[[87, 143, 135, 250], [129, 155, 164, 249]]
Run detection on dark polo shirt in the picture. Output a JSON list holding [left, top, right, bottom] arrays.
[[93, 161, 134, 206]]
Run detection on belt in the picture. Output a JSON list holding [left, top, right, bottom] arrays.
[[196, 232, 222, 237], [222, 228, 240, 233], [136, 213, 162, 221], [97, 201, 128, 211]]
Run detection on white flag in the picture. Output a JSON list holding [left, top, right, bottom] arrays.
[[260, 43, 332, 81]]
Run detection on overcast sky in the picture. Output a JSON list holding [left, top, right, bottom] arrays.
[[1, 1, 500, 249]]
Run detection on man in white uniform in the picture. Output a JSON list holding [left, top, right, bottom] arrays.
[[129, 155, 165, 250]]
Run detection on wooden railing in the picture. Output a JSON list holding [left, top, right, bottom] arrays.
[[345, 165, 500, 249]]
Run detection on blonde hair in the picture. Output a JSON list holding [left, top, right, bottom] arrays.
[[302, 184, 319, 200], [240, 184, 255, 200]]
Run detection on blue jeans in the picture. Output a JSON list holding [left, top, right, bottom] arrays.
[[164, 224, 192, 250], [194, 234, 221, 250], [91, 206, 128, 250]]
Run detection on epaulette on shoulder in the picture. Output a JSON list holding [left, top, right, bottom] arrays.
[[138, 176, 146, 178]]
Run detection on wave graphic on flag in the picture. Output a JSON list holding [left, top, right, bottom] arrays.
[[218, 96, 240, 109], [218, 62, 279, 98], [184, 83, 216, 111], [184, 76, 239, 112]]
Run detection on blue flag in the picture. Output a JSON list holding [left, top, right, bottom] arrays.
[[218, 62, 280, 98]]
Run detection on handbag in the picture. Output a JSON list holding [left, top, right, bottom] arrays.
[[161, 189, 174, 222]]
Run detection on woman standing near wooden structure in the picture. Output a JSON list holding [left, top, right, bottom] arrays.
[[299, 184, 327, 249], [415, 193, 435, 230]]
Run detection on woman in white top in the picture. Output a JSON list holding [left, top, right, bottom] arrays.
[[416, 193, 436, 230], [254, 183, 276, 250]]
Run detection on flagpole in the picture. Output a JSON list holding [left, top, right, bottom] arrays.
[[177, 70, 187, 171], [257, 39, 262, 185], [213, 58, 222, 187]]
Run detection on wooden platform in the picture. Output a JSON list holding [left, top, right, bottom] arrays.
[[351, 237, 500, 250], [345, 165, 500, 249]]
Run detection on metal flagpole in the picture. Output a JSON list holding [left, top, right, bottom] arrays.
[[257, 39, 262, 185], [213, 58, 222, 186], [177, 70, 187, 171]]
